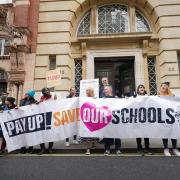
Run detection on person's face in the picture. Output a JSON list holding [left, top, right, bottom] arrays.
[[5, 100, 11, 106], [71, 88, 76, 96], [138, 86, 145, 94], [102, 78, 108, 86], [160, 84, 169, 93], [45, 89, 50, 95], [104, 87, 112, 96], [86, 89, 94, 97]]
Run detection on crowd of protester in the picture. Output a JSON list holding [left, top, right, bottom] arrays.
[[0, 77, 179, 157]]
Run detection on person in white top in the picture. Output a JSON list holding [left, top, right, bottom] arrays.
[[159, 82, 180, 156]]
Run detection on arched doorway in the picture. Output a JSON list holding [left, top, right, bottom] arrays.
[[72, 3, 159, 96], [0, 69, 8, 95]]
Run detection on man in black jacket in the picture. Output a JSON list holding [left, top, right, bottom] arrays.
[[99, 77, 109, 98]]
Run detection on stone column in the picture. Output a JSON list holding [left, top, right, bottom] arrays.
[[142, 40, 150, 92], [81, 42, 87, 80], [17, 83, 23, 105]]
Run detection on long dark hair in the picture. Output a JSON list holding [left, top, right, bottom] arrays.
[[67, 87, 76, 98], [137, 84, 147, 95]]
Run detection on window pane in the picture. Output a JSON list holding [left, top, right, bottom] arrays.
[[98, 4, 129, 34], [75, 59, 82, 96], [148, 57, 157, 95], [0, 39, 10, 56], [4, 40, 10, 55], [136, 11, 150, 32], [77, 12, 91, 35], [49, 55, 56, 70]]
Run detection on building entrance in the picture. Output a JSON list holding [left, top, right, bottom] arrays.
[[95, 57, 135, 97]]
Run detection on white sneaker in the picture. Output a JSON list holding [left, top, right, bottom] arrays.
[[85, 149, 90, 155], [164, 149, 171, 156], [116, 150, 121, 155], [173, 149, 180, 156], [65, 142, 70, 147], [73, 140, 79, 144], [104, 150, 110, 156]]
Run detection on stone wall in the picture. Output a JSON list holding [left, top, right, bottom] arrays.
[[34, 0, 180, 97]]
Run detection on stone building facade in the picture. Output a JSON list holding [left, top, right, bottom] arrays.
[[0, 0, 39, 103], [34, 0, 180, 98]]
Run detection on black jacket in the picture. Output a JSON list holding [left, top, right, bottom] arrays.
[[20, 97, 38, 107]]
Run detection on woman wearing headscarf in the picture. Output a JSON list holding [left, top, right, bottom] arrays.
[[19, 90, 38, 154]]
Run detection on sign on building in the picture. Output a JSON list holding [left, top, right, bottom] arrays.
[[46, 69, 61, 88]]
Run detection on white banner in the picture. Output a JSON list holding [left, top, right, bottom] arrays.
[[0, 96, 180, 152], [79, 96, 180, 139], [0, 98, 79, 152]]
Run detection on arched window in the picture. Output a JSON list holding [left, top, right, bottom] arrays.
[[77, 5, 151, 36], [136, 10, 150, 32], [98, 5, 129, 34], [77, 11, 91, 36]]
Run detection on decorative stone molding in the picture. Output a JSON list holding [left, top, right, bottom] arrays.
[[0, 5, 14, 38], [8, 70, 25, 83]]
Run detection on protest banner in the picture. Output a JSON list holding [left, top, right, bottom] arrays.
[[79, 96, 180, 139], [0, 98, 79, 152], [1, 96, 180, 152]]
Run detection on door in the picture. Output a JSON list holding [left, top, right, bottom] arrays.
[[95, 57, 135, 97]]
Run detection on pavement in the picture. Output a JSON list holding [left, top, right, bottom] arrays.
[[0, 155, 180, 180], [0, 139, 180, 180]]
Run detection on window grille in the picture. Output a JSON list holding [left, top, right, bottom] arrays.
[[77, 12, 91, 35], [0, 39, 10, 56], [75, 59, 82, 96], [148, 57, 157, 95], [136, 10, 150, 32], [98, 4, 129, 34]]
